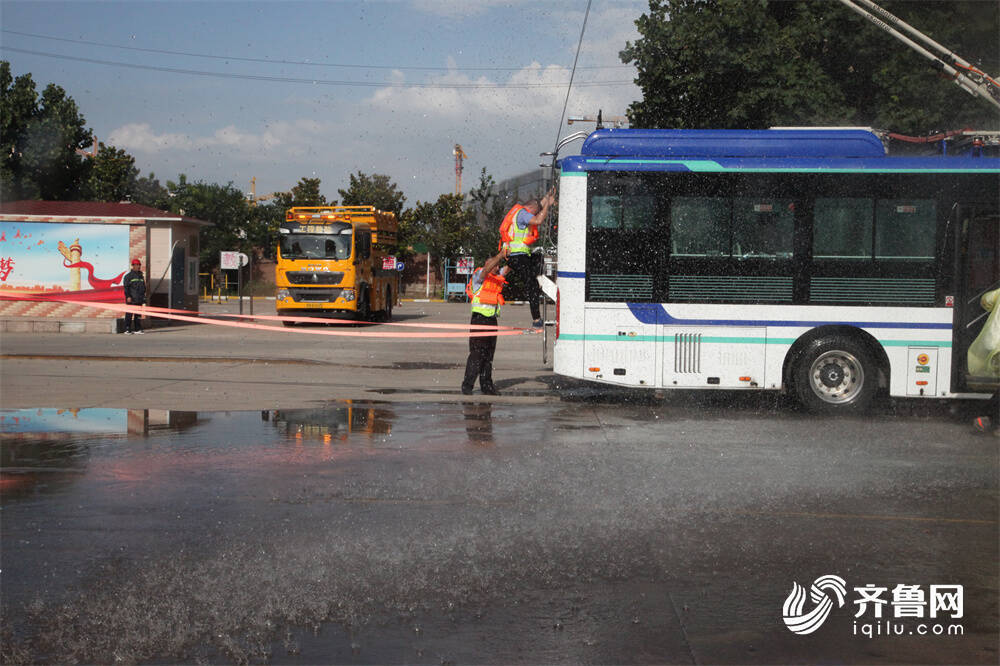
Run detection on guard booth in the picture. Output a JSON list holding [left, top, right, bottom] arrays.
[[444, 257, 474, 302], [0, 201, 212, 333]]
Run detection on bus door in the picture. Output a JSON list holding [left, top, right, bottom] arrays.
[[952, 203, 999, 391]]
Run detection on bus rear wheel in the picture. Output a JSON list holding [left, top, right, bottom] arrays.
[[794, 335, 876, 413]]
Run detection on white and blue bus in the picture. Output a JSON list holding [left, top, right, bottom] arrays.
[[552, 128, 999, 412]]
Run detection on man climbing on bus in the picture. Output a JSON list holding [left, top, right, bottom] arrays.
[[499, 186, 556, 328], [461, 247, 509, 396]]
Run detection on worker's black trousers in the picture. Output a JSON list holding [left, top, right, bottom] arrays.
[[506, 253, 541, 321], [461, 312, 498, 394], [124, 311, 142, 333]]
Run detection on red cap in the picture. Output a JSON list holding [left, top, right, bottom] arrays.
[[131, 259, 141, 265]]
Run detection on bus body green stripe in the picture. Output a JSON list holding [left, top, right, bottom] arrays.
[[582, 158, 1000, 174], [558, 333, 951, 347]]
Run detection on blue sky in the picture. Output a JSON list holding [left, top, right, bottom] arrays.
[[1, 0, 644, 205]]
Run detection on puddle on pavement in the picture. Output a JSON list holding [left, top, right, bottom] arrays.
[[1, 402, 995, 664]]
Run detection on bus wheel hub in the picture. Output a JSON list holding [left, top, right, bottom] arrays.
[[820, 363, 844, 388]]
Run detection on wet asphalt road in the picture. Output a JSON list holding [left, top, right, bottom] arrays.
[[1, 395, 997, 665], [1, 302, 998, 664]]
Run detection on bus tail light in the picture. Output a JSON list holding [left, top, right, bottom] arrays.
[[555, 288, 560, 340], [588, 367, 601, 373]]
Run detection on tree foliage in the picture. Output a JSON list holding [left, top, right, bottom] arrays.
[[338, 171, 406, 217], [84, 144, 139, 202], [273, 177, 328, 210], [621, 0, 1000, 132], [1, 61, 92, 200], [465, 167, 507, 263], [161, 175, 254, 268], [401, 193, 475, 276]]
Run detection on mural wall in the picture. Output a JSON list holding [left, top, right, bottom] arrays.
[[0, 222, 130, 304]]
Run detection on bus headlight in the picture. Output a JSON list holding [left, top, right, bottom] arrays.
[[342, 289, 355, 302], [276, 289, 290, 300]]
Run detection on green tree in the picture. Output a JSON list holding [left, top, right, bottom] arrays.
[[131, 172, 171, 209], [164, 175, 254, 269], [275, 176, 328, 208], [1, 61, 92, 199], [465, 167, 508, 263], [84, 144, 139, 202], [338, 171, 406, 217], [402, 193, 475, 282], [249, 201, 286, 260], [621, 1, 999, 132]]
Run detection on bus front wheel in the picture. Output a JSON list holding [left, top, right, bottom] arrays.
[[794, 336, 876, 413]]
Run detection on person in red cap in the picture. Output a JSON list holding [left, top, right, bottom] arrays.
[[123, 258, 147, 334]]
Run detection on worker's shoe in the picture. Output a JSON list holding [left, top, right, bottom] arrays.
[[481, 385, 499, 396], [461, 386, 474, 396], [134, 330, 145, 335], [531, 319, 543, 329]]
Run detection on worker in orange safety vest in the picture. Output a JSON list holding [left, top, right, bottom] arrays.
[[499, 186, 556, 328], [461, 247, 510, 396]]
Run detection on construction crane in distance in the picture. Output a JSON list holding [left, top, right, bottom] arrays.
[[249, 177, 275, 206], [453, 144, 468, 195]]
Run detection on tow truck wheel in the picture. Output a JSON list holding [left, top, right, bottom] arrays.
[[282, 320, 296, 327], [793, 335, 877, 413], [358, 286, 371, 321]]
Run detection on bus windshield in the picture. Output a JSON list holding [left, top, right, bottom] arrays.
[[279, 233, 352, 260]]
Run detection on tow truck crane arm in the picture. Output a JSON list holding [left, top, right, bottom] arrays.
[[836, 0, 1000, 111]]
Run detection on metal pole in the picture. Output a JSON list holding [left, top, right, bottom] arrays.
[[238, 266, 243, 316], [249, 254, 254, 316], [425, 253, 430, 298]]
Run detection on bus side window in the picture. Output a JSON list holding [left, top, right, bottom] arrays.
[[670, 197, 730, 256], [733, 198, 795, 258], [875, 199, 936, 259], [814, 198, 873, 259], [590, 196, 622, 229]]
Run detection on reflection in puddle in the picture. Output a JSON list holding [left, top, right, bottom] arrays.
[[1, 408, 200, 499], [268, 402, 394, 442], [462, 401, 494, 445]]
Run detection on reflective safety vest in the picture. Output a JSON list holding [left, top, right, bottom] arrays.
[[466, 267, 506, 317], [499, 204, 539, 255]]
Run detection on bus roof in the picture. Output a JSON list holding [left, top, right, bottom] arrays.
[[579, 128, 887, 158], [560, 128, 1000, 174]]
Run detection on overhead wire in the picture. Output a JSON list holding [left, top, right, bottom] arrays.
[[542, 0, 594, 252], [0, 45, 633, 89], [553, 0, 594, 152], [2, 29, 632, 73]]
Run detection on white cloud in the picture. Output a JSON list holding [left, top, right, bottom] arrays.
[[108, 120, 330, 158], [410, 0, 531, 19], [103, 2, 646, 203]]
